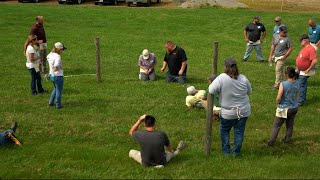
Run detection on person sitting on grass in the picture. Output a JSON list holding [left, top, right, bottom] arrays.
[[267, 66, 299, 146], [201, 74, 221, 120], [129, 114, 185, 167], [0, 122, 22, 147], [185, 86, 206, 109], [138, 49, 157, 81]]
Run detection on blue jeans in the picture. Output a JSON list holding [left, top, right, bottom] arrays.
[[28, 68, 44, 94], [220, 116, 248, 156], [0, 129, 13, 146], [49, 76, 64, 108], [297, 75, 309, 106], [243, 44, 264, 61], [166, 71, 186, 84]]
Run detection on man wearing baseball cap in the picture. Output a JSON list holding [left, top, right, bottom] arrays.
[[296, 34, 318, 106], [243, 16, 267, 62], [273, 16, 285, 37], [268, 26, 293, 89], [138, 49, 157, 81], [185, 86, 206, 109]]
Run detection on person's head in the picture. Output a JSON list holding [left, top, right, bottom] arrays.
[[142, 49, 150, 60], [187, 86, 196, 95], [279, 26, 288, 37], [253, 16, 260, 24], [299, 34, 310, 47], [207, 74, 217, 84], [224, 58, 239, 79], [36, 16, 44, 25], [285, 66, 299, 80], [144, 115, 156, 128], [308, 19, 316, 27], [52, 42, 67, 54], [274, 16, 282, 26], [165, 41, 176, 53], [24, 34, 37, 56]]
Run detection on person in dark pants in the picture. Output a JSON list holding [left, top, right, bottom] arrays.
[[267, 66, 299, 146], [24, 35, 46, 95], [129, 114, 185, 167], [161, 41, 187, 84], [0, 122, 21, 147], [30, 16, 48, 74]]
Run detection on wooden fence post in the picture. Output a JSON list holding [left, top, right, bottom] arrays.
[[95, 37, 101, 83], [205, 92, 214, 155], [213, 41, 218, 75]]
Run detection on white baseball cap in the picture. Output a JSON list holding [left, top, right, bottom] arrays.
[[54, 42, 67, 50], [187, 86, 196, 95], [142, 49, 150, 60]]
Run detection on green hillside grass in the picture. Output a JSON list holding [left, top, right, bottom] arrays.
[[0, 4, 319, 178]]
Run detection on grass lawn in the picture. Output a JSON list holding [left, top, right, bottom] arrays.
[[0, 3, 319, 179]]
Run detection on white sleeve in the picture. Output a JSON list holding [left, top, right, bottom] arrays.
[[53, 56, 61, 69], [27, 46, 35, 54], [209, 75, 222, 94]]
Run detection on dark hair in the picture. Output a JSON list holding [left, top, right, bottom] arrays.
[[224, 65, 239, 79], [144, 115, 156, 127], [285, 66, 299, 80]]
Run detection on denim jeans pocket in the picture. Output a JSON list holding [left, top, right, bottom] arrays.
[[50, 76, 58, 82]]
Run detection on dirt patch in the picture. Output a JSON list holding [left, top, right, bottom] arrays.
[[179, 0, 247, 9]]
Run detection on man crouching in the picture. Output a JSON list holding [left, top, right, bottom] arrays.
[[129, 114, 185, 167]]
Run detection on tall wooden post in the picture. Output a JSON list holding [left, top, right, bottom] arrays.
[[205, 93, 214, 155], [95, 37, 101, 83], [213, 41, 218, 75]]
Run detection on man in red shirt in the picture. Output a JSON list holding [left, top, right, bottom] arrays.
[[296, 34, 318, 106], [30, 16, 47, 74]]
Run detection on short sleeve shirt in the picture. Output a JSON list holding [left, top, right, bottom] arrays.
[[273, 24, 285, 37], [186, 90, 206, 107], [30, 23, 46, 43], [132, 130, 169, 166], [272, 35, 292, 57], [138, 53, 157, 72], [296, 45, 317, 71], [308, 24, 320, 43], [164, 46, 187, 76], [245, 23, 266, 42]]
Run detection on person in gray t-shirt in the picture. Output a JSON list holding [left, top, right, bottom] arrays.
[[268, 26, 293, 89], [209, 58, 251, 157], [129, 114, 185, 167]]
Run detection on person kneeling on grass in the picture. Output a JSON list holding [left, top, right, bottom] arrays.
[[201, 74, 221, 121], [138, 49, 157, 81], [267, 66, 299, 146], [0, 122, 22, 147], [185, 86, 206, 109], [129, 114, 185, 167]]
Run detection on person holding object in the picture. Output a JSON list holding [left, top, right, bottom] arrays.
[[185, 86, 206, 109], [161, 41, 187, 84], [129, 114, 185, 167], [30, 16, 47, 74], [138, 49, 157, 81], [295, 34, 318, 106], [308, 19, 320, 51], [267, 66, 299, 146], [0, 122, 22, 147], [268, 26, 293, 89], [24, 35, 46, 95], [47, 42, 67, 109], [243, 16, 267, 62], [209, 58, 252, 157]]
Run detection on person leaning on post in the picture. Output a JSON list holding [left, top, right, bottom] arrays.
[[209, 58, 252, 157], [138, 49, 157, 81], [161, 41, 188, 84]]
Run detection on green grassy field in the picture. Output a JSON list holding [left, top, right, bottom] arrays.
[[0, 3, 319, 179]]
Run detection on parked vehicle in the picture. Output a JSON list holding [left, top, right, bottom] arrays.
[[58, 0, 83, 4], [126, 0, 160, 6], [18, 0, 42, 3], [94, 0, 124, 5]]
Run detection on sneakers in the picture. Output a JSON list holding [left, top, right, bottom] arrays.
[[154, 165, 164, 169], [38, 89, 48, 94], [177, 141, 185, 151], [10, 122, 17, 133]]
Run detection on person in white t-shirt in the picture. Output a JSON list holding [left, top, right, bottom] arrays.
[[47, 42, 66, 109], [24, 35, 46, 95], [185, 86, 206, 109]]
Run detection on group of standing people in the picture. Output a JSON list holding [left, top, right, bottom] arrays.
[[24, 16, 66, 109]]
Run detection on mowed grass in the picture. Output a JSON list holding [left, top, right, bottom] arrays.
[[0, 4, 319, 179]]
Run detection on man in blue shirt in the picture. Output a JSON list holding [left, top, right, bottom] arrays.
[[273, 16, 285, 37], [308, 19, 320, 51]]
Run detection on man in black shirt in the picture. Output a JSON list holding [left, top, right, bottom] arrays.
[[161, 41, 188, 84], [243, 16, 267, 62], [129, 114, 185, 167]]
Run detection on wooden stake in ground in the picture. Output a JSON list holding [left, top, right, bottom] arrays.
[[205, 41, 218, 155], [95, 37, 101, 83]]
